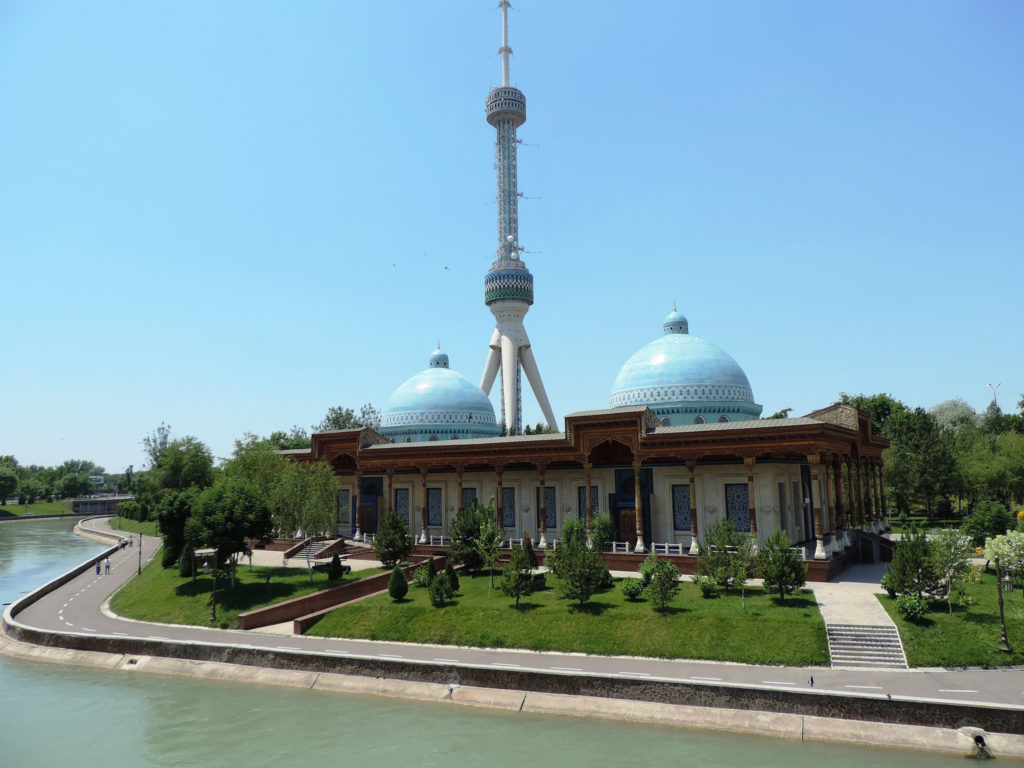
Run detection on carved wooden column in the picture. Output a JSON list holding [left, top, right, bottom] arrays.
[[855, 457, 866, 529], [384, 468, 394, 514], [687, 460, 700, 555], [455, 464, 464, 517], [583, 460, 593, 536], [833, 457, 846, 547], [808, 454, 826, 559], [878, 460, 888, 524], [353, 472, 362, 541], [865, 460, 876, 530], [744, 457, 758, 546], [538, 463, 549, 549], [846, 459, 856, 529], [633, 460, 645, 553], [418, 467, 429, 544], [822, 454, 837, 553], [873, 459, 885, 525], [495, 465, 505, 533]]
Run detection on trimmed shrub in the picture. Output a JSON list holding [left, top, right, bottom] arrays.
[[896, 593, 928, 622], [388, 565, 408, 601], [638, 552, 660, 587], [645, 558, 680, 611], [426, 556, 437, 583], [412, 567, 430, 588], [880, 570, 897, 599], [178, 545, 194, 577], [328, 553, 345, 581], [597, 565, 614, 590], [620, 578, 644, 601], [693, 574, 718, 599]]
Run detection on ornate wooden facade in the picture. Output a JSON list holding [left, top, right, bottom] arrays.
[[284, 404, 888, 561]]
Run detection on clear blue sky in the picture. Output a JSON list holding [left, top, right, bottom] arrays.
[[2, 1, 1021, 473]]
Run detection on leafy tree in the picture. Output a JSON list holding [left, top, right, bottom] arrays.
[[548, 518, 603, 607], [500, 546, 533, 607], [645, 557, 680, 611], [927, 528, 973, 614], [885, 527, 933, 598], [930, 399, 979, 434], [374, 509, 413, 568], [757, 529, 806, 601], [474, 519, 503, 593], [156, 487, 200, 567], [57, 473, 92, 499], [0, 467, 18, 505], [151, 437, 215, 492], [193, 479, 273, 586], [985, 531, 1024, 604], [838, 392, 908, 436], [638, 552, 660, 588], [312, 403, 381, 432], [621, 578, 644, 601], [448, 499, 492, 572], [884, 408, 955, 514], [142, 422, 173, 468], [18, 477, 44, 504], [962, 500, 1012, 547], [765, 408, 792, 419], [388, 565, 409, 601]]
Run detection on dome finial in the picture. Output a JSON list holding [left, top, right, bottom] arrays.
[[672, 299, 677, 312]]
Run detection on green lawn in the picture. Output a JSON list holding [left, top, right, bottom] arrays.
[[0, 500, 73, 518], [880, 569, 1024, 668], [108, 517, 159, 537], [308, 572, 829, 666], [111, 555, 357, 628]]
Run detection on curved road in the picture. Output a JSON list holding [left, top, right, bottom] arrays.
[[10, 518, 1024, 711]]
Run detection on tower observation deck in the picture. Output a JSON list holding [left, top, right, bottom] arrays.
[[479, 1, 557, 434]]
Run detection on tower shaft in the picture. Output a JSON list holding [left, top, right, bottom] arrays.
[[480, 2, 557, 435]]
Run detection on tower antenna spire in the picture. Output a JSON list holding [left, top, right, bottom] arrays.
[[500, 1, 512, 87]]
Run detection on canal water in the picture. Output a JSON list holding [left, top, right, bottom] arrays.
[[1, 519, 966, 767]]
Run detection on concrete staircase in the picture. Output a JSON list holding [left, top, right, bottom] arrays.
[[826, 623, 907, 669], [291, 539, 330, 561]]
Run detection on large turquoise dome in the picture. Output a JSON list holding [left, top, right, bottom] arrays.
[[609, 309, 762, 425], [380, 348, 501, 442]]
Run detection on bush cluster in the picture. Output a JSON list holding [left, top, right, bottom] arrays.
[[896, 594, 928, 622], [620, 578, 643, 601]]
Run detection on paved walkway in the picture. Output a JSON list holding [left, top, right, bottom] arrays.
[[7, 517, 1024, 711]]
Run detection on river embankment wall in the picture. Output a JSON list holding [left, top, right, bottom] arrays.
[[3, 521, 1023, 760]]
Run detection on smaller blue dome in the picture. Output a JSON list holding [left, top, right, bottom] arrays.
[[380, 348, 501, 442], [663, 306, 689, 335]]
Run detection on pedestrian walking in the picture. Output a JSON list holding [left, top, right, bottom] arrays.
[[95, 561, 101, 575], [104, 557, 111, 574], [128, 535, 133, 548]]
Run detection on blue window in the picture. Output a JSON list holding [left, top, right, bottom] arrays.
[[337, 490, 350, 526], [461, 487, 477, 510], [427, 488, 443, 527], [535, 486, 557, 530], [725, 483, 750, 532], [501, 487, 516, 528], [576, 486, 598, 519], [672, 484, 690, 531], [394, 488, 410, 526]]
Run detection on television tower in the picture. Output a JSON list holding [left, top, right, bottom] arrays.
[[479, 1, 557, 433]]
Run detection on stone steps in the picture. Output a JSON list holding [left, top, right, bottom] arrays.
[[826, 623, 907, 669]]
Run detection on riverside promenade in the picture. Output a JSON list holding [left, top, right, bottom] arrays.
[[3, 516, 1024, 758]]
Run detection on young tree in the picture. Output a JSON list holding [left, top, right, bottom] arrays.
[[927, 528, 973, 614], [388, 565, 409, 601], [445, 562, 460, 593], [645, 557, 680, 611], [757, 529, 807, 601], [696, 518, 743, 588], [428, 571, 453, 607], [474, 519, 503, 593], [155, 487, 201, 567], [962, 500, 1013, 547], [193, 479, 273, 587], [328, 552, 346, 581], [548, 518, 603, 607], [885, 527, 934, 598], [500, 546, 533, 608], [374, 509, 413, 568]]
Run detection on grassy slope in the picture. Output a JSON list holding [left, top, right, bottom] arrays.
[[881, 569, 1024, 668], [108, 517, 158, 537], [0, 500, 74, 517], [308, 572, 828, 666], [111, 556, 356, 628]]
